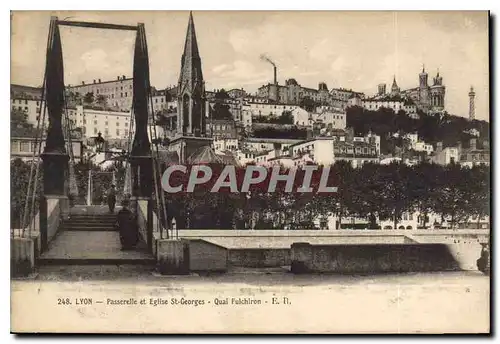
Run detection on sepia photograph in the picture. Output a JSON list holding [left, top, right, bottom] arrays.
[[9, 10, 490, 334]]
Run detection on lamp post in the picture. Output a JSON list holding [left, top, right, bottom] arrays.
[[95, 131, 105, 153]]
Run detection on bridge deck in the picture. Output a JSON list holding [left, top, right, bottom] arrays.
[[39, 231, 154, 265]]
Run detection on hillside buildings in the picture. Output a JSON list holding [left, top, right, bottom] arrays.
[[11, 85, 42, 125], [459, 138, 490, 167], [66, 76, 133, 111], [11, 136, 83, 163], [431, 139, 490, 167], [257, 78, 364, 110], [66, 105, 131, 140]]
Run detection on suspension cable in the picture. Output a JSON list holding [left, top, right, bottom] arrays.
[[21, 18, 55, 237]]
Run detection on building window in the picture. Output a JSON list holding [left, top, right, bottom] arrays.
[[94, 128, 98, 134], [125, 92, 127, 97], [94, 120, 97, 125], [105, 121, 108, 126], [116, 122, 119, 127], [25, 100, 28, 105], [105, 129, 109, 136], [20, 141, 30, 152], [124, 130, 128, 137], [116, 129, 120, 136]]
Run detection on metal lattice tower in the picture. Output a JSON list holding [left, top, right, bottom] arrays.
[[469, 86, 476, 121]]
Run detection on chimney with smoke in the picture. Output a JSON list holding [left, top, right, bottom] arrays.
[[260, 54, 277, 85]]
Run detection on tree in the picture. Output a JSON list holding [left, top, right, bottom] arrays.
[[351, 163, 386, 229], [411, 162, 442, 228], [96, 94, 107, 107], [211, 102, 233, 120], [432, 162, 471, 228], [214, 89, 230, 100], [299, 96, 318, 112], [11, 108, 39, 137], [465, 164, 490, 227], [83, 92, 95, 105], [279, 111, 294, 125], [10, 158, 43, 229], [377, 162, 414, 229]]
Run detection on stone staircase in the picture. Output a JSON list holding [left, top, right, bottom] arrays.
[[62, 213, 118, 232], [38, 206, 156, 266]]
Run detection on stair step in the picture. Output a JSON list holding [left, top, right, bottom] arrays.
[[38, 258, 156, 266], [68, 214, 117, 217], [63, 227, 117, 231], [64, 217, 116, 223], [66, 219, 116, 223]]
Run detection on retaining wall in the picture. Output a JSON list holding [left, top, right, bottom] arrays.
[[187, 239, 228, 272], [291, 243, 461, 274], [228, 248, 290, 268], [11, 237, 36, 277]]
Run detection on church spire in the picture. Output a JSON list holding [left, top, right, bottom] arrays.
[[392, 75, 398, 87], [177, 11, 206, 137], [178, 11, 203, 91], [391, 75, 400, 96]]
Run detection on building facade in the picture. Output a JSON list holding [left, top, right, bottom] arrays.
[[206, 119, 238, 139], [11, 97, 42, 126], [66, 76, 133, 111], [432, 142, 459, 165], [243, 100, 300, 118], [11, 136, 83, 163], [257, 78, 363, 109], [361, 96, 417, 115], [459, 139, 490, 167], [68, 105, 132, 140]]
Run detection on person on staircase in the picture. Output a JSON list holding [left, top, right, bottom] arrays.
[[116, 200, 139, 250], [107, 184, 117, 213]]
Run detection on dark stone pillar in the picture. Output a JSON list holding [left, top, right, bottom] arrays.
[[39, 17, 70, 252], [130, 156, 153, 198], [41, 152, 69, 196]]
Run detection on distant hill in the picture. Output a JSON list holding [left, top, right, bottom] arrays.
[[346, 106, 489, 152]]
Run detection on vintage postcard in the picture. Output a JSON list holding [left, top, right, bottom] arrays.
[[10, 10, 490, 334]]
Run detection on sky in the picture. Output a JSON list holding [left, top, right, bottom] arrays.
[[11, 11, 489, 120]]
